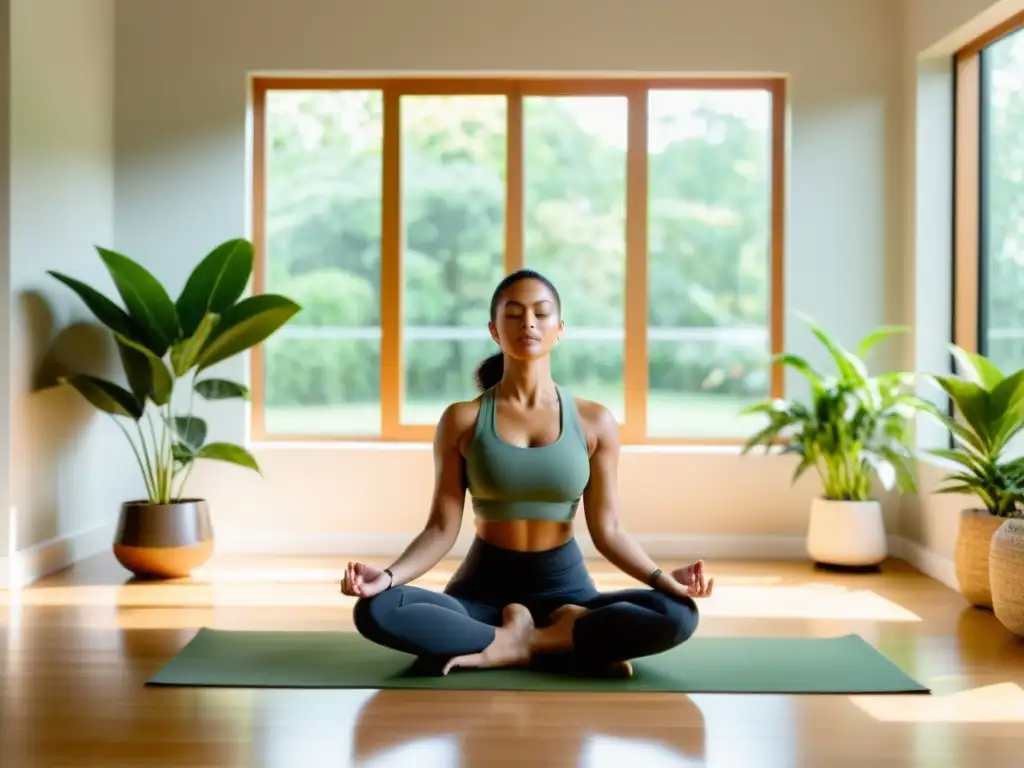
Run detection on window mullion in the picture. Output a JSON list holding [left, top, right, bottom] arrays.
[[380, 88, 402, 438], [506, 88, 524, 273], [623, 86, 649, 443]]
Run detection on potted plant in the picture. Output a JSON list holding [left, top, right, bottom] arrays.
[[48, 238, 300, 579], [740, 315, 925, 568], [923, 348, 1024, 621]]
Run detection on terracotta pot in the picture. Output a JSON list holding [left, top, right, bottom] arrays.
[[955, 509, 1005, 608], [806, 497, 887, 567], [990, 518, 1024, 637], [113, 498, 214, 579]]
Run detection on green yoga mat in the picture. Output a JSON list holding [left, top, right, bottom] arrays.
[[147, 629, 929, 694]]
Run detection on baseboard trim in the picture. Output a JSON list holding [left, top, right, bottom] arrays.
[[0, 526, 962, 595], [217, 532, 960, 587], [10, 521, 116, 588], [217, 530, 812, 560], [888, 535, 958, 591]]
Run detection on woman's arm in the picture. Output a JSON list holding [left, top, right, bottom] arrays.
[[383, 401, 474, 587], [580, 402, 707, 598]]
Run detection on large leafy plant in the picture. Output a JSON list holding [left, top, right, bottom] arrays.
[[741, 315, 926, 501], [924, 348, 1024, 518], [49, 238, 300, 504]]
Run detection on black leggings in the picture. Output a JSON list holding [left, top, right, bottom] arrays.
[[353, 536, 699, 667]]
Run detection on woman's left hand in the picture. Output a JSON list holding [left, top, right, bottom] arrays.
[[668, 560, 714, 598]]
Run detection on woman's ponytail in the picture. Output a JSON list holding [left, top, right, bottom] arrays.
[[474, 353, 504, 391]]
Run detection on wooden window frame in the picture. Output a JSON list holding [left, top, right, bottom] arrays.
[[953, 11, 1024, 356], [249, 75, 787, 445]]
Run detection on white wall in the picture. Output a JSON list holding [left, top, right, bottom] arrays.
[[4, 0, 134, 585], [0, 0, 9, 588], [111, 0, 909, 557], [899, 0, 1024, 575]]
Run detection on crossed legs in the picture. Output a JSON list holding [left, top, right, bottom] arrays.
[[353, 584, 699, 674], [352, 584, 502, 658]]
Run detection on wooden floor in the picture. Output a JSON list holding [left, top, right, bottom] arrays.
[[2, 553, 1023, 767]]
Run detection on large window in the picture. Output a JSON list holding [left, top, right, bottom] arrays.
[[955, 16, 1024, 366], [250, 77, 785, 443]]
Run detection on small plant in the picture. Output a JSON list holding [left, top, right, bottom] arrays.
[[924, 348, 1024, 518], [49, 238, 300, 504], [740, 314, 926, 501]]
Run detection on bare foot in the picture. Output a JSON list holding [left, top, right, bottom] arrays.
[[540, 606, 589, 643], [539, 605, 633, 678], [442, 604, 535, 675]]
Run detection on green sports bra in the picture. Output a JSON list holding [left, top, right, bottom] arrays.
[[464, 385, 591, 523]]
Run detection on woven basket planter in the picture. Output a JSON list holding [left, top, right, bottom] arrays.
[[955, 509, 1005, 608], [990, 518, 1024, 637]]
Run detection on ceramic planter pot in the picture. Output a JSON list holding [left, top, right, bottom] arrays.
[[989, 518, 1024, 637], [113, 499, 214, 579], [806, 497, 887, 567], [955, 509, 1005, 608]]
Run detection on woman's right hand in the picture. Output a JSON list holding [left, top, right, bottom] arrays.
[[341, 561, 392, 598]]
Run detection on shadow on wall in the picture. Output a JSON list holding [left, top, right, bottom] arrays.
[[11, 289, 122, 549], [20, 288, 113, 394]]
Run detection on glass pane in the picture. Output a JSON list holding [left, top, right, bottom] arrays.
[[263, 334, 381, 436], [262, 89, 384, 436], [523, 96, 627, 418], [980, 28, 1024, 371], [403, 336, 497, 426], [646, 89, 773, 438], [399, 95, 507, 424]]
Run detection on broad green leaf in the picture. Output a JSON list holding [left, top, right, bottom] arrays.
[[934, 483, 982, 496], [176, 239, 254, 337], [195, 378, 250, 400], [927, 447, 990, 477], [741, 421, 787, 455], [950, 346, 1004, 389], [791, 453, 815, 485], [918, 401, 988, 457], [879, 447, 917, 493], [171, 416, 207, 451], [739, 401, 778, 416], [114, 332, 173, 405], [117, 340, 154, 404], [170, 312, 219, 376], [988, 369, 1024, 440], [172, 442, 195, 466], [196, 442, 261, 474], [47, 271, 136, 338], [1001, 455, 1024, 476], [771, 354, 823, 386], [196, 294, 301, 371], [96, 246, 180, 355], [59, 374, 144, 420], [929, 375, 992, 449], [857, 325, 907, 360], [795, 311, 864, 385]]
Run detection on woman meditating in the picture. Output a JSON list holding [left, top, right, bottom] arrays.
[[342, 269, 712, 676]]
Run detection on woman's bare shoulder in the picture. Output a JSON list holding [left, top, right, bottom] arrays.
[[571, 395, 619, 449], [436, 397, 484, 450]]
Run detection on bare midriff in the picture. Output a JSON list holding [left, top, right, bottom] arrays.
[[475, 518, 574, 552]]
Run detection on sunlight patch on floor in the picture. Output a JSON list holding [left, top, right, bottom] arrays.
[[698, 585, 920, 622], [1, 580, 919, 624], [850, 683, 1024, 722]]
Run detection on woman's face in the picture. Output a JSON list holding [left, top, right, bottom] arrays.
[[489, 278, 563, 361]]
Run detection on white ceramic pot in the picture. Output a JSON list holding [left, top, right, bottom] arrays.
[[806, 497, 887, 567]]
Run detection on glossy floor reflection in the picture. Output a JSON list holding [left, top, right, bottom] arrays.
[[1, 554, 1022, 767]]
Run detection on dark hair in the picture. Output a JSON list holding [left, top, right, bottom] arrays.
[[474, 269, 561, 391]]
